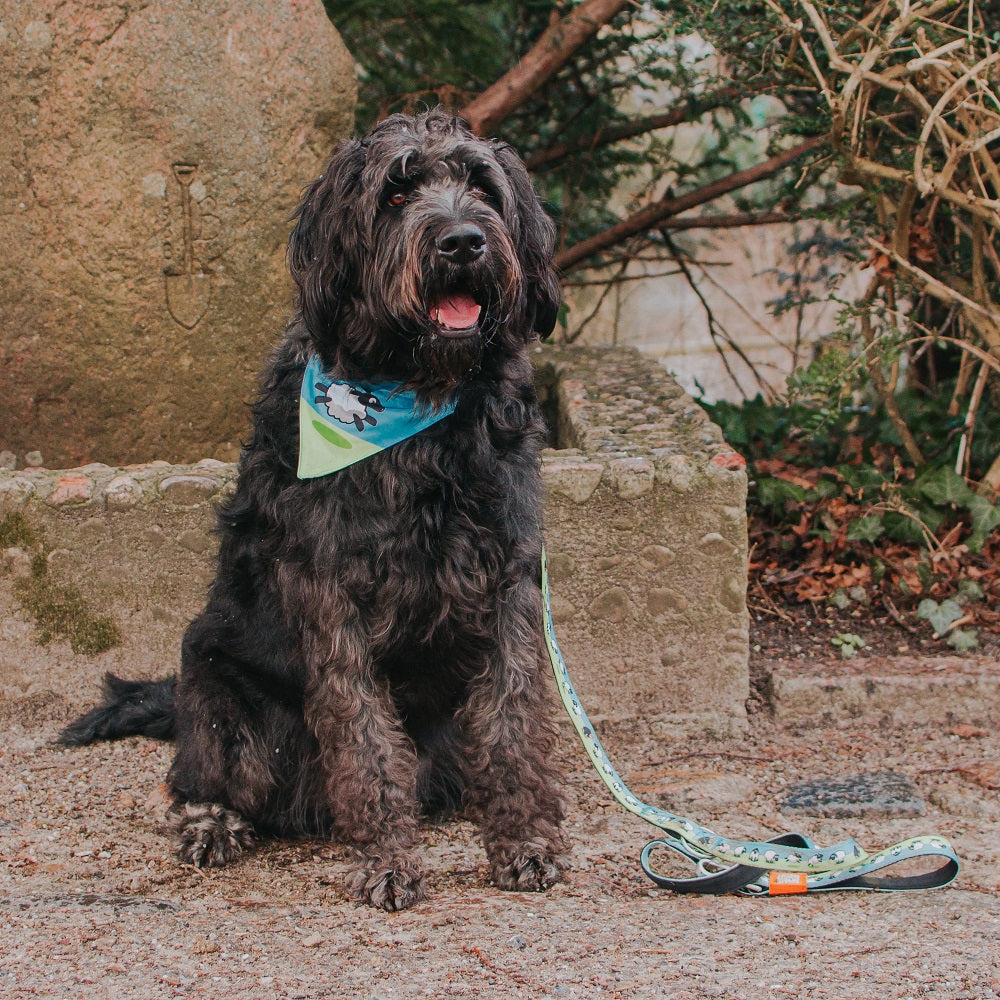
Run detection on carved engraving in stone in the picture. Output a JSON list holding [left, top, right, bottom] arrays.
[[163, 164, 221, 329]]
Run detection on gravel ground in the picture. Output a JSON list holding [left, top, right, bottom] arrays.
[[2, 672, 999, 999]]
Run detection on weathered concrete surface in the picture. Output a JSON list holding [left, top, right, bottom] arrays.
[[2, 698, 999, 999], [0, 460, 226, 709], [0, 346, 750, 734], [536, 346, 750, 734], [766, 655, 1000, 726], [0, 0, 355, 466], [781, 771, 926, 819]]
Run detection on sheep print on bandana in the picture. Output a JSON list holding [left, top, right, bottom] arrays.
[[297, 354, 457, 479]]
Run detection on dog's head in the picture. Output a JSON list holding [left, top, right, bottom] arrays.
[[288, 110, 561, 395]]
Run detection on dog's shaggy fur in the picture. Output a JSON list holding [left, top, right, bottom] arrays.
[[60, 110, 567, 911]]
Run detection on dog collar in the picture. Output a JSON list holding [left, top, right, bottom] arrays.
[[297, 355, 456, 478]]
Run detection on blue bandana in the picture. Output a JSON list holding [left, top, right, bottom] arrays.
[[297, 355, 456, 478]]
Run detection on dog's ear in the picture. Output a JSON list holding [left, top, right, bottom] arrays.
[[492, 142, 563, 339], [288, 138, 367, 345]]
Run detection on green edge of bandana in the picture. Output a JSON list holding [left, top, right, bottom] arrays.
[[297, 396, 382, 478]]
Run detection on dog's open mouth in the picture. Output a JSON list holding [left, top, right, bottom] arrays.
[[429, 293, 482, 339]]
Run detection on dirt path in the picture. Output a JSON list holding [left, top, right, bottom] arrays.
[[2, 674, 999, 999]]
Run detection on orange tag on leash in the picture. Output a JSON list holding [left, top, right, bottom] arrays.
[[769, 872, 809, 895]]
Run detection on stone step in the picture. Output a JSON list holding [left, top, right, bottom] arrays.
[[765, 656, 1000, 726]]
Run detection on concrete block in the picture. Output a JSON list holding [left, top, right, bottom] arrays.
[[0, 345, 750, 736], [536, 345, 749, 736], [781, 772, 925, 819], [766, 656, 1000, 727]]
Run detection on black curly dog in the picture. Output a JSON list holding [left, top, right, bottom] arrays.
[[61, 110, 567, 911]]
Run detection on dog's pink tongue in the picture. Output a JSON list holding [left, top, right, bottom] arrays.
[[432, 294, 481, 329]]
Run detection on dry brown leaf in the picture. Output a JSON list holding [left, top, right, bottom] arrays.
[[756, 459, 818, 490], [909, 222, 936, 264], [955, 762, 1000, 789], [950, 725, 987, 739], [794, 576, 828, 601]]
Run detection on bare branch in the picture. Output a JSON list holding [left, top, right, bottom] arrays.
[[955, 361, 989, 479], [461, 0, 633, 135], [661, 210, 800, 230], [525, 84, 744, 170], [554, 134, 828, 272], [661, 229, 768, 399], [562, 255, 631, 344], [981, 452, 1000, 498], [858, 275, 925, 466], [867, 239, 1000, 358]]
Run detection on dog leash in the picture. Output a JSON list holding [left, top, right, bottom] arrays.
[[540, 549, 960, 895]]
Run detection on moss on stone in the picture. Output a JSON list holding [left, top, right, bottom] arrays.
[[13, 572, 122, 655], [0, 511, 37, 549], [2, 513, 122, 656]]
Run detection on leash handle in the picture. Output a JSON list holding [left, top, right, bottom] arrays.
[[640, 834, 960, 896], [540, 549, 960, 895]]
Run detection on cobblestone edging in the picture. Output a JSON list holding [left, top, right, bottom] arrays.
[[0, 346, 750, 735], [0, 459, 236, 516]]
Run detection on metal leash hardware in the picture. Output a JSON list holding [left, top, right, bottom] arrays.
[[540, 549, 960, 896]]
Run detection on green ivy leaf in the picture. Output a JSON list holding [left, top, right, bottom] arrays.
[[966, 494, 1000, 553], [829, 588, 852, 609], [957, 579, 985, 604], [915, 597, 964, 636], [837, 464, 887, 491], [847, 515, 885, 542], [755, 476, 806, 512], [947, 628, 979, 653], [831, 632, 866, 659], [882, 510, 935, 544], [915, 466, 976, 507]]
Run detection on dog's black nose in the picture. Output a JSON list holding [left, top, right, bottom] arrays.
[[436, 223, 486, 264]]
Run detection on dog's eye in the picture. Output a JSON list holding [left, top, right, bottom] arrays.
[[386, 190, 409, 208], [469, 185, 487, 200]]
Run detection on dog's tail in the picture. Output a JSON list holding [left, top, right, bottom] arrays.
[[57, 672, 177, 745]]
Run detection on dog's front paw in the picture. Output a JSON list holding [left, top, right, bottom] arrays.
[[491, 843, 566, 892], [170, 802, 254, 868], [345, 857, 427, 912]]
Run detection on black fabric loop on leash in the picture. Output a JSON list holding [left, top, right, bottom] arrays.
[[640, 834, 961, 896]]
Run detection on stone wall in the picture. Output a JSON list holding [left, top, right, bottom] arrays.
[[536, 346, 749, 734], [0, 0, 356, 467], [0, 346, 749, 735]]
